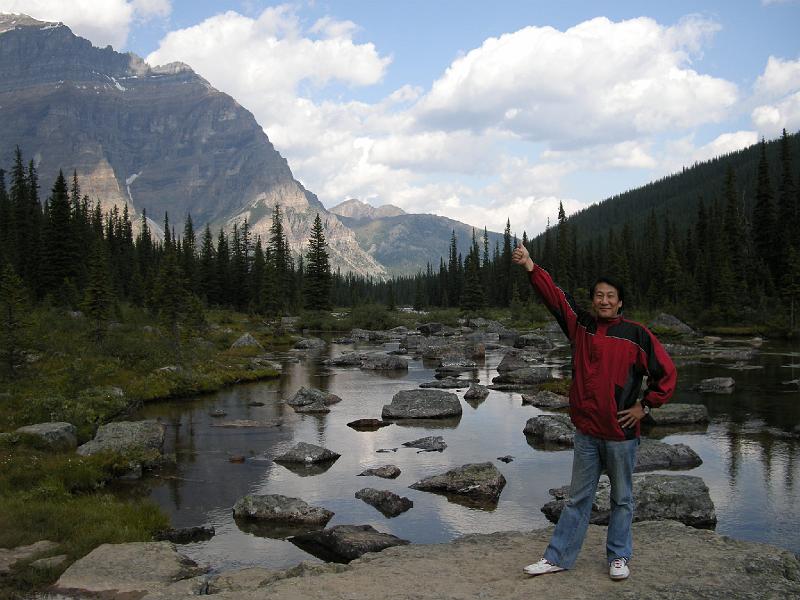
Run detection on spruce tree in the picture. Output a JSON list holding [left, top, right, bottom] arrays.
[[461, 230, 486, 312], [753, 139, 777, 280], [777, 129, 798, 271], [215, 228, 230, 306], [39, 171, 76, 299], [198, 224, 216, 304], [303, 213, 332, 311], [447, 230, 460, 307], [556, 202, 572, 291], [82, 242, 115, 341], [181, 213, 197, 294]]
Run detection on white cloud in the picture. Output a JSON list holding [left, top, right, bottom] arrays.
[[755, 56, 800, 98], [414, 16, 736, 145], [751, 56, 800, 135], [663, 131, 758, 173], [0, 0, 170, 48]]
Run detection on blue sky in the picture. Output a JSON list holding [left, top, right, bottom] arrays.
[[3, 0, 800, 236]]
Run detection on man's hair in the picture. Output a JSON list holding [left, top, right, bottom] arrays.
[[589, 277, 625, 305]]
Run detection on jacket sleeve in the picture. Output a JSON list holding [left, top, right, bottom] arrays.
[[641, 330, 677, 408], [528, 265, 586, 342]]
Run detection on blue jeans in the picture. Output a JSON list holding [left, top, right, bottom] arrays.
[[543, 431, 638, 569]]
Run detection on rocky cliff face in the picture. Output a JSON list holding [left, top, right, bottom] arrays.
[[330, 199, 405, 220], [0, 14, 385, 277]]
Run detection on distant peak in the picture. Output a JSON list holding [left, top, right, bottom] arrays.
[[0, 13, 63, 34], [151, 61, 194, 75], [330, 198, 405, 220]]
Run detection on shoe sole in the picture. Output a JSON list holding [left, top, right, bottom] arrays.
[[609, 573, 629, 581], [523, 568, 565, 577]]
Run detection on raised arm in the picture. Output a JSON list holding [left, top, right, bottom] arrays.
[[512, 242, 585, 340]]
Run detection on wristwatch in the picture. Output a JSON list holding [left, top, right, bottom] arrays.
[[640, 400, 651, 415]]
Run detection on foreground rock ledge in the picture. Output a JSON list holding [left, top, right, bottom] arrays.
[[124, 522, 799, 599]]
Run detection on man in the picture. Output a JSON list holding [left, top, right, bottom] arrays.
[[511, 242, 676, 581]]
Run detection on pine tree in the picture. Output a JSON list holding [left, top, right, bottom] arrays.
[[777, 129, 798, 271], [780, 245, 800, 331], [0, 170, 10, 267], [39, 171, 76, 299], [215, 227, 230, 306], [461, 229, 486, 311], [151, 246, 188, 357], [0, 263, 29, 378], [198, 224, 216, 304], [268, 205, 293, 313], [181, 213, 197, 294], [447, 230, 460, 307], [82, 242, 115, 341], [753, 139, 777, 280], [556, 202, 572, 291], [303, 213, 332, 311], [722, 167, 746, 281]]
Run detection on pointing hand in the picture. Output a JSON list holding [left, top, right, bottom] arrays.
[[512, 242, 534, 271]]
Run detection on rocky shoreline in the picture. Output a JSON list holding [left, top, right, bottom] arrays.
[[38, 521, 800, 599]]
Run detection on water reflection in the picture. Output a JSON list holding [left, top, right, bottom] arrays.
[[133, 337, 800, 571]]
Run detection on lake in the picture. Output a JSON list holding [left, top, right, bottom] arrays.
[[133, 333, 800, 572]]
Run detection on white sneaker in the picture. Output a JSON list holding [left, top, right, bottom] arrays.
[[523, 558, 565, 576], [609, 557, 629, 580]]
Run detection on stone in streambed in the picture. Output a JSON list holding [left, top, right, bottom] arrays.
[[355, 488, 413, 517], [382, 389, 462, 419]]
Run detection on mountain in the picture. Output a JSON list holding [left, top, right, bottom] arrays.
[[331, 199, 505, 275], [330, 199, 406, 220], [0, 13, 385, 277]]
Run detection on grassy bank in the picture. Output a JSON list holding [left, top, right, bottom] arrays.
[[0, 304, 290, 596]]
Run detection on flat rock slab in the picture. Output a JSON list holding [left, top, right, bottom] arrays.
[[523, 414, 576, 447], [184, 521, 800, 600], [420, 377, 477, 389], [53, 542, 206, 596], [636, 438, 703, 472], [360, 353, 408, 371], [402, 435, 447, 452], [275, 442, 340, 464], [648, 403, 709, 425], [492, 366, 553, 386], [496, 349, 545, 372], [232, 494, 334, 526], [326, 352, 369, 366], [542, 474, 716, 529], [649, 313, 696, 335], [231, 333, 264, 350], [287, 386, 343, 407], [0, 540, 59, 575], [15, 422, 77, 451], [357, 465, 401, 479], [355, 488, 413, 517], [382, 389, 462, 419], [293, 337, 326, 350], [410, 462, 506, 503], [77, 420, 165, 456], [291, 525, 410, 563], [521, 390, 569, 409], [347, 419, 392, 431], [696, 377, 735, 393]]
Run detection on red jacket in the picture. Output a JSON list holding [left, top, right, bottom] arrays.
[[529, 265, 676, 440]]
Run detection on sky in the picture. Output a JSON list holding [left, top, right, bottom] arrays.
[[2, 0, 800, 237]]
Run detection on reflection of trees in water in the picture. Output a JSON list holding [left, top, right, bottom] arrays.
[[722, 420, 799, 489]]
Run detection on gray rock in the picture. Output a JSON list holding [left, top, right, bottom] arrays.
[[402, 436, 446, 452], [0, 540, 59, 575], [360, 353, 408, 371], [15, 422, 77, 451], [492, 366, 553, 386], [274, 442, 341, 464], [497, 455, 514, 463], [347, 419, 391, 431], [294, 402, 330, 414], [635, 439, 703, 472], [523, 414, 576, 446], [542, 474, 716, 529], [232, 494, 334, 526], [230, 332, 264, 350], [358, 465, 401, 479], [294, 337, 327, 350], [53, 542, 206, 596], [514, 333, 555, 350], [417, 322, 444, 336], [496, 349, 544, 372], [521, 390, 569, 409], [77, 420, 165, 459], [291, 524, 410, 562], [355, 488, 413, 517], [419, 377, 477, 389], [287, 386, 343, 408], [206, 567, 277, 593], [648, 403, 709, 425], [435, 355, 477, 374], [382, 389, 462, 419], [30, 554, 69, 570], [326, 352, 369, 366], [153, 526, 215, 544], [649, 313, 696, 335], [696, 377, 735, 393], [417, 337, 452, 359], [464, 383, 490, 400], [410, 462, 506, 503]]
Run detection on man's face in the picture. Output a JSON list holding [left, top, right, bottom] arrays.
[[592, 282, 622, 319]]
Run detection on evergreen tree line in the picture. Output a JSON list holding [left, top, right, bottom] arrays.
[[2, 130, 799, 330]]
